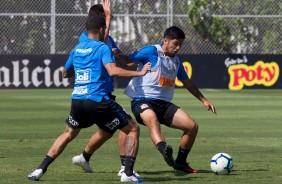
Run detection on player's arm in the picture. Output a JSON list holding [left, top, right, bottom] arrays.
[[105, 62, 151, 77], [63, 51, 74, 78], [113, 52, 138, 67], [114, 46, 155, 67], [177, 62, 216, 114], [63, 68, 74, 78], [102, 44, 151, 77], [107, 35, 137, 67], [102, 0, 111, 42], [181, 78, 216, 114]]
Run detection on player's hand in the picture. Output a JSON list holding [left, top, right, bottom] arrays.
[[102, 0, 111, 20], [112, 48, 118, 54], [203, 100, 217, 114], [140, 62, 152, 76]]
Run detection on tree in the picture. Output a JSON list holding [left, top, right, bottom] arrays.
[[187, 0, 281, 54]]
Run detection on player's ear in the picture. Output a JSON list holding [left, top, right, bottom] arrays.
[[163, 38, 169, 45], [99, 27, 102, 34], [99, 27, 105, 37], [164, 38, 169, 45]]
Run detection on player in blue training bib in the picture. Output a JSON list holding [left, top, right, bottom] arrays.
[[123, 26, 217, 174]]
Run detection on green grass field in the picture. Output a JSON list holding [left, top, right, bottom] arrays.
[[0, 89, 281, 184]]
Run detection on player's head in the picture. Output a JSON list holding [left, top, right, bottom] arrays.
[[86, 16, 106, 41], [163, 26, 185, 57], [88, 4, 105, 18]]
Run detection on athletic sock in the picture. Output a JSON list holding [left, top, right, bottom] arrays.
[[82, 150, 92, 162], [156, 141, 167, 156], [120, 155, 126, 166], [175, 147, 190, 164], [37, 155, 54, 173], [124, 156, 136, 176]]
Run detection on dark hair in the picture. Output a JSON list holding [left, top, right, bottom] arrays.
[[163, 26, 185, 40], [86, 16, 106, 33], [88, 4, 104, 18]]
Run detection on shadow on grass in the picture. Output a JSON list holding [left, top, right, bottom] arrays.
[[233, 169, 268, 172]]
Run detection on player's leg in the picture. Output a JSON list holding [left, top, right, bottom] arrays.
[[117, 107, 140, 177], [170, 108, 198, 173], [119, 118, 143, 183], [117, 131, 127, 166], [138, 107, 174, 167], [47, 126, 81, 158], [117, 130, 140, 177], [72, 128, 112, 173], [28, 125, 81, 180]]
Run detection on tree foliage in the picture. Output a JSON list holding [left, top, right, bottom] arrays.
[[0, 0, 281, 54], [188, 0, 258, 53]]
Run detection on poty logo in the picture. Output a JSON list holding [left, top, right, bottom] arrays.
[[76, 69, 91, 83], [228, 61, 280, 90]]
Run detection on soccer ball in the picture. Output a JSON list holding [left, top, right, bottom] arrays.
[[210, 153, 234, 175]]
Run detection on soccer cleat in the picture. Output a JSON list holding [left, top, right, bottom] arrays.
[[27, 169, 44, 181], [163, 145, 175, 167], [72, 154, 94, 173], [174, 162, 198, 173], [120, 172, 144, 183], [118, 166, 140, 177]]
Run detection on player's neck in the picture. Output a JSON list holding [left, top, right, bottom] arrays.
[[88, 33, 103, 41], [161, 46, 169, 56]]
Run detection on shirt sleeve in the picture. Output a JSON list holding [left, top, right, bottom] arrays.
[[108, 35, 122, 53], [100, 45, 116, 65], [64, 50, 74, 70], [129, 46, 157, 65], [177, 61, 189, 80]]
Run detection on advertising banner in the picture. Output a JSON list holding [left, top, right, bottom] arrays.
[[0, 55, 70, 88], [0, 54, 281, 89], [177, 54, 281, 90]]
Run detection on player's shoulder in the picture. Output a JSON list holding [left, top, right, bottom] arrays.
[[144, 45, 157, 50], [107, 35, 114, 42], [78, 32, 88, 43], [139, 45, 157, 54]]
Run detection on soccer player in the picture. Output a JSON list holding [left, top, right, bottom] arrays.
[[27, 15, 151, 183], [122, 26, 217, 173], [71, 2, 139, 177]]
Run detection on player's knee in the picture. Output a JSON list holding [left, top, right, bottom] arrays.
[[194, 122, 199, 133], [183, 120, 198, 133], [98, 130, 113, 140], [64, 127, 80, 141], [129, 120, 140, 134], [122, 119, 140, 136], [64, 131, 77, 141], [132, 123, 140, 134]]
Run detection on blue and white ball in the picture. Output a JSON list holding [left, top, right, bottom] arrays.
[[210, 153, 234, 175]]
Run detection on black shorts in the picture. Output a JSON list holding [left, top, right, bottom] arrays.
[[109, 93, 132, 120], [131, 99, 179, 127], [66, 98, 129, 135]]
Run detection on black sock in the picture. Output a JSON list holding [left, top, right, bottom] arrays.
[[37, 155, 54, 173], [120, 155, 126, 166], [175, 147, 190, 164], [82, 150, 92, 162], [124, 156, 136, 176], [156, 141, 167, 156]]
